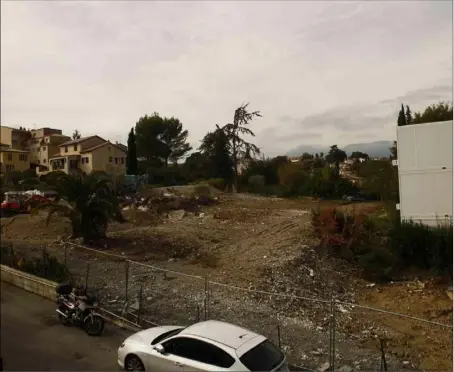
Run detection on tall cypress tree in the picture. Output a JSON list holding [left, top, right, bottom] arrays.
[[405, 105, 413, 125], [126, 127, 138, 175], [397, 103, 406, 126]]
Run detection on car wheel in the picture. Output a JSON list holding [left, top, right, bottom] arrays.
[[125, 355, 145, 371]]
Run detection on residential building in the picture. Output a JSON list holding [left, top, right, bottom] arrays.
[[288, 156, 301, 163], [27, 128, 71, 170], [0, 126, 32, 150], [115, 142, 128, 153], [41, 135, 127, 176], [0, 144, 30, 173]]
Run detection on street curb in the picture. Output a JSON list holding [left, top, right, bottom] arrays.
[[0, 264, 141, 333]]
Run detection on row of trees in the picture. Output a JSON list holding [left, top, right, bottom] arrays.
[[9, 101, 444, 244], [398, 101, 453, 126], [126, 104, 262, 191]]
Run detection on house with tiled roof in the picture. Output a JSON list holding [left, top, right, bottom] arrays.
[[37, 135, 126, 176]]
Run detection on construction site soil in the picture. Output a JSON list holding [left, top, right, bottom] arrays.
[[1, 188, 452, 371]]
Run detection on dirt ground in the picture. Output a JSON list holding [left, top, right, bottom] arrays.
[[1, 190, 452, 371]]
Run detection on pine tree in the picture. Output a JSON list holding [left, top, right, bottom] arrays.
[[126, 128, 138, 175]]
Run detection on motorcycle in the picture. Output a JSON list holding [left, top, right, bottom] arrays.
[[55, 283, 105, 336]]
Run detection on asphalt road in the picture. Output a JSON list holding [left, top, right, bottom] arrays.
[[0, 282, 131, 371]]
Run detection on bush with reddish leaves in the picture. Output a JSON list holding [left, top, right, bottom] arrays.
[[312, 207, 366, 259], [312, 206, 396, 280], [312, 206, 453, 280]]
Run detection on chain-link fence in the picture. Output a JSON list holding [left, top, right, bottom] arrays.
[[4, 240, 452, 371]]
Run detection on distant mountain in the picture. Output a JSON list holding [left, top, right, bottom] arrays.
[[342, 141, 394, 158], [287, 140, 393, 158], [286, 145, 329, 157]]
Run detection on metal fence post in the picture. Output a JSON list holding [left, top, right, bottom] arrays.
[[64, 243, 68, 265], [125, 261, 130, 302], [85, 263, 90, 291], [329, 294, 336, 372], [380, 339, 388, 372], [197, 305, 200, 322], [137, 285, 143, 325], [204, 276, 209, 321], [277, 324, 281, 349]]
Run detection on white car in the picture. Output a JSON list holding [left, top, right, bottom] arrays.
[[117, 320, 289, 372]]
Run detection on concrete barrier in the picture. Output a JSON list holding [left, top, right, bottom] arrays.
[[1, 264, 57, 301], [0, 264, 140, 333]]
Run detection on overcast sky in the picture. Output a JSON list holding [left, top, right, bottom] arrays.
[[1, 1, 452, 156]]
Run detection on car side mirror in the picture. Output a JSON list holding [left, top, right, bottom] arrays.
[[155, 344, 165, 354]]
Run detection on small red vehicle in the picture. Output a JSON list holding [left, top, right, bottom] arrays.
[[0, 190, 56, 216]]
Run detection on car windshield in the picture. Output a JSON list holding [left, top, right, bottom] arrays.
[[239, 340, 284, 371], [151, 328, 185, 345]]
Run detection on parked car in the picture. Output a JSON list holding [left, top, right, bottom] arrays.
[[117, 320, 289, 372], [342, 193, 366, 202]]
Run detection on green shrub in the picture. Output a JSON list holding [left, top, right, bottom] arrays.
[[147, 166, 187, 186], [1, 246, 72, 283], [21, 250, 72, 283], [193, 184, 212, 197], [206, 178, 225, 191], [257, 184, 291, 197], [389, 219, 453, 276], [312, 206, 453, 280], [0, 244, 18, 267], [356, 244, 396, 281], [248, 175, 265, 192], [277, 163, 308, 195]]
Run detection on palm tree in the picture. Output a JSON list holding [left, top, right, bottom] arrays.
[[36, 172, 124, 243]]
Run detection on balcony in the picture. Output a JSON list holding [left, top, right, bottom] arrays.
[[37, 154, 81, 176]]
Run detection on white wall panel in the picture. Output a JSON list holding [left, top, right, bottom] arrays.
[[397, 120, 453, 225]]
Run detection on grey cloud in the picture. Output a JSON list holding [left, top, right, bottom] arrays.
[[1, 1, 452, 156]]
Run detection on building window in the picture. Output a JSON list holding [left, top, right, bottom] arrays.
[[108, 156, 112, 163], [69, 159, 78, 169], [81, 157, 89, 164], [42, 146, 46, 151], [19, 154, 28, 161], [65, 146, 68, 153], [38, 160, 40, 164], [74, 144, 78, 151], [7, 153, 12, 161], [114, 157, 118, 164], [120, 157, 124, 164], [6, 164, 15, 171], [43, 159, 47, 164]]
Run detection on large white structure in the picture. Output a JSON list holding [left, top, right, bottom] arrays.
[[395, 120, 453, 226]]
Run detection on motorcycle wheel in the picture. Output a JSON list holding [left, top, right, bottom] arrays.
[[57, 306, 71, 326], [83, 314, 104, 336]]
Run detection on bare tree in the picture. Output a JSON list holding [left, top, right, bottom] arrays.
[[72, 129, 81, 140], [221, 103, 262, 192]]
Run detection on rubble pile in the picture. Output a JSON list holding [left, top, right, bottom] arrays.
[[120, 187, 219, 218]]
